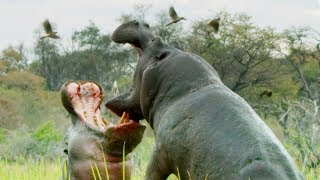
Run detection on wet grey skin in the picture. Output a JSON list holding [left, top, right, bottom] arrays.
[[60, 81, 146, 180], [105, 20, 304, 180]]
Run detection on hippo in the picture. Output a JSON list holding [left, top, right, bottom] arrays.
[[105, 20, 304, 180], [60, 81, 146, 180]]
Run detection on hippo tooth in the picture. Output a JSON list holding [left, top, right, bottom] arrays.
[[93, 116, 98, 125], [102, 119, 107, 126], [119, 112, 126, 124]]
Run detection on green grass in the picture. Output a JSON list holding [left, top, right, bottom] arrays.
[[0, 136, 318, 180], [0, 158, 61, 180]]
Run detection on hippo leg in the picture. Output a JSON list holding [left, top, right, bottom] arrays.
[[145, 148, 172, 180]]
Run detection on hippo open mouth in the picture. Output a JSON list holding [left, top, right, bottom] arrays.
[[62, 82, 140, 131], [61, 81, 145, 138]]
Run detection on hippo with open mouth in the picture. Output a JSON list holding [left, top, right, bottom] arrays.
[[105, 20, 303, 180], [60, 81, 146, 180]]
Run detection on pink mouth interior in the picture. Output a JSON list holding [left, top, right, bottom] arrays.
[[66, 82, 139, 128], [67, 82, 106, 127]]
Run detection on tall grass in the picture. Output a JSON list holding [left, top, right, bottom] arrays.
[[0, 158, 61, 180], [0, 136, 318, 180]]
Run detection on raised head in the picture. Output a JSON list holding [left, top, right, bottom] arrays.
[[112, 20, 154, 55]]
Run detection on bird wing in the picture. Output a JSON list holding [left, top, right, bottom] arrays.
[[50, 34, 61, 39], [43, 19, 53, 34], [166, 21, 175, 26], [169, 6, 179, 21], [40, 35, 48, 39]]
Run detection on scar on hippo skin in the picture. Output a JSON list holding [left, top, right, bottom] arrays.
[[106, 20, 304, 180], [60, 81, 146, 180]]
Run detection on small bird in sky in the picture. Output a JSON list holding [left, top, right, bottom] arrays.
[[166, 6, 186, 26], [207, 18, 220, 34], [40, 19, 60, 39], [260, 89, 273, 98]]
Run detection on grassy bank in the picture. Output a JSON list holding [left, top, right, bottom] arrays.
[[0, 136, 181, 180]]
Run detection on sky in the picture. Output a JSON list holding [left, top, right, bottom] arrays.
[[0, 0, 320, 51]]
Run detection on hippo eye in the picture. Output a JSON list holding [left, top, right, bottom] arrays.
[[143, 23, 150, 28], [134, 21, 139, 26]]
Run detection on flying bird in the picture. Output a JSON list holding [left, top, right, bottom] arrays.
[[260, 89, 273, 98], [166, 6, 186, 26], [40, 19, 60, 39], [207, 18, 220, 34]]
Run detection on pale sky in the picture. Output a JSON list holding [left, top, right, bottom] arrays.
[[0, 0, 320, 51]]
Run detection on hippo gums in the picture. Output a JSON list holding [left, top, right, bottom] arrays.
[[60, 81, 146, 180], [105, 20, 304, 180]]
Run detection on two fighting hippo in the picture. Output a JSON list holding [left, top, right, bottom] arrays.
[[61, 20, 303, 180]]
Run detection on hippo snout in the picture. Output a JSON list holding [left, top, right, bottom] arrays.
[[111, 20, 140, 43], [105, 92, 144, 122]]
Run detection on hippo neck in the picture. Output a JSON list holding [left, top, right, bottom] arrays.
[[132, 31, 154, 57], [144, 52, 222, 129]]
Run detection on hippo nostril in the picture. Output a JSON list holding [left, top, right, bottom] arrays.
[[157, 51, 169, 60]]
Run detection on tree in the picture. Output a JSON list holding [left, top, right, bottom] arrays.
[[32, 22, 136, 91], [0, 44, 27, 74], [33, 39, 65, 90], [263, 98, 320, 174], [185, 12, 282, 93]]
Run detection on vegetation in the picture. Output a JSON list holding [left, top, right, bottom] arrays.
[[0, 5, 319, 179]]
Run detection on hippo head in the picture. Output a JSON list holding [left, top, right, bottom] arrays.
[[60, 81, 146, 156], [106, 21, 174, 125], [112, 20, 154, 56], [106, 20, 221, 128]]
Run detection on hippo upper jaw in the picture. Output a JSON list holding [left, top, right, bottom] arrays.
[[105, 91, 144, 122], [112, 20, 154, 56]]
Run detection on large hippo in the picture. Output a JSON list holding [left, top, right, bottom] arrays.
[[105, 20, 304, 180], [60, 81, 146, 180]]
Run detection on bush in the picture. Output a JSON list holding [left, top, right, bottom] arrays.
[[0, 128, 6, 143], [32, 122, 61, 145], [0, 71, 45, 91], [0, 123, 64, 162]]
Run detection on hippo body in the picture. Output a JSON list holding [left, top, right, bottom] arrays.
[[106, 21, 303, 180]]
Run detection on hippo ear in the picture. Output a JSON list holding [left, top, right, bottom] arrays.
[[169, 41, 183, 51], [142, 23, 150, 29]]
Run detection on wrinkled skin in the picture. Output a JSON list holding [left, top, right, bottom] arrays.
[[60, 81, 146, 180], [106, 21, 304, 180]]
